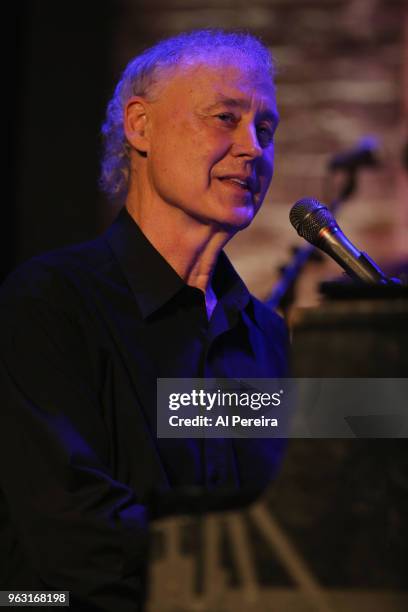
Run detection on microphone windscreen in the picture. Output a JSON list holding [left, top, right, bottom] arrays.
[[289, 198, 337, 244]]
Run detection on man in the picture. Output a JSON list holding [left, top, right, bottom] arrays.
[[0, 30, 288, 610]]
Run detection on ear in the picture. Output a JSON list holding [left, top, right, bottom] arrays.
[[124, 96, 150, 154]]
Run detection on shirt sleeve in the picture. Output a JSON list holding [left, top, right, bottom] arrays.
[[0, 288, 148, 611]]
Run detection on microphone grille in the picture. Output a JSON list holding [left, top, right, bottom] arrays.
[[289, 198, 336, 244]]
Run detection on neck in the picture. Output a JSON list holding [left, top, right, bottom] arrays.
[[125, 183, 233, 300]]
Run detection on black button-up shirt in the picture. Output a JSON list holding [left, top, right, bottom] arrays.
[[0, 208, 288, 610]]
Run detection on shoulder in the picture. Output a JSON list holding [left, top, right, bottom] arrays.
[[0, 237, 116, 376], [0, 235, 114, 307]]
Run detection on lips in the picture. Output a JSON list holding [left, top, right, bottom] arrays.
[[217, 175, 256, 194]]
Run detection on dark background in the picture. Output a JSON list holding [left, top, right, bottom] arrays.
[[8, 0, 119, 282]]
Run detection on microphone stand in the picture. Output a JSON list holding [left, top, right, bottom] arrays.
[[265, 169, 358, 313]]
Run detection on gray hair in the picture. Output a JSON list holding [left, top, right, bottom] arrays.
[[99, 29, 275, 202]]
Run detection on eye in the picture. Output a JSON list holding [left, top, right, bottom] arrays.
[[256, 124, 275, 147], [216, 112, 238, 124]]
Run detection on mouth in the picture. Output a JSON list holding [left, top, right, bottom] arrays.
[[217, 175, 256, 194]]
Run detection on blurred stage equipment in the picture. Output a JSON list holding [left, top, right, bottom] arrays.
[[291, 281, 408, 377], [327, 136, 379, 172]]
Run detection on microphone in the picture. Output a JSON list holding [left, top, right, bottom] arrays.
[[328, 136, 379, 172], [289, 198, 391, 285]]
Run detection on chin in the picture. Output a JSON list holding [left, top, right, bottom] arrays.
[[212, 210, 256, 232], [219, 201, 259, 229], [186, 197, 259, 232]]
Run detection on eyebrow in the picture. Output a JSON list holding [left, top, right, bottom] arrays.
[[204, 96, 279, 124]]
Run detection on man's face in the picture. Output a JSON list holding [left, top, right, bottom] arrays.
[[145, 58, 278, 232]]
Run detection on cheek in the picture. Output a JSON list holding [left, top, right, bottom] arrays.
[[150, 143, 205, 201], [187, 140, 226, 187], [259, 152, 274, 186], [150, 129, 189, 182]]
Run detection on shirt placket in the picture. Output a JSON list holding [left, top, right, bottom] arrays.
[[202, 303, 240, 489]]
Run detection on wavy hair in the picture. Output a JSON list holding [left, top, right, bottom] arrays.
[[99, 29, 275, 202]]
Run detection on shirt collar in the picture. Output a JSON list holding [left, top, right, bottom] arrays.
[[105, 207, 250, 319]]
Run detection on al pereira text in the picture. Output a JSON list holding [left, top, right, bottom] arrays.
[[168, 415, 278, 427]]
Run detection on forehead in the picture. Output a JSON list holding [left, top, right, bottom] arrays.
[[156, 58, 277, 113]]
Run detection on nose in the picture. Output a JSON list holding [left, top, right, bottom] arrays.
[[231, 122, 263, 159]]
